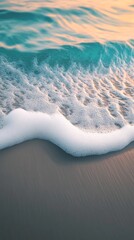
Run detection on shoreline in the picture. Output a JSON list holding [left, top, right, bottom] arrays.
[[0, 140, 134, 240]]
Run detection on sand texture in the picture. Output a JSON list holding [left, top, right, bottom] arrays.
[[0, 140, 134, 240]]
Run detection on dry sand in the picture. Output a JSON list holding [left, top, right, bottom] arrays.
[[0, 140, 134, 240]]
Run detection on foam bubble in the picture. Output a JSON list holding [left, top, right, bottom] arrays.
[[0, 109, 133, 156]]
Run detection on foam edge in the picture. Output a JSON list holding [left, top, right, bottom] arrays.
[[0, 108, 134, 157]]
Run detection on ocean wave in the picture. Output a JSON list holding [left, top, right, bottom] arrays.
[[0, 41, 134, 131], [1, 41, 134, 67], [0, 0, 134, 50], [0, 109, 134, 156], [0, 0, 134, 155]]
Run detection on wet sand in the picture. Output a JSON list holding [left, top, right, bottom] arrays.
[[0, 140, 134, 240]]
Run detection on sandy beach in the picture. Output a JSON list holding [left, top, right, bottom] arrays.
[[0, 140, 134, 240], [0, 0, 134, 239]]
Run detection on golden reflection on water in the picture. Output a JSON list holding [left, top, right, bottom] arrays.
[[2, 0, 134, 44]]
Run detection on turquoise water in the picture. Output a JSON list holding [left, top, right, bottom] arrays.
[[0, 0, 134, 131], [0, 0, 134, 51]]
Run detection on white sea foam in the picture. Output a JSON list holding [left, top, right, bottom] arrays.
[[0, 56, 134, 131], [0, 108, 133, 156]]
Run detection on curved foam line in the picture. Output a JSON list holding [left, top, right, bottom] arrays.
[[0, 109, 134, 156]]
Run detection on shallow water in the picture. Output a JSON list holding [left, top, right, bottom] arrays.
[[0, 0, 134, 154]]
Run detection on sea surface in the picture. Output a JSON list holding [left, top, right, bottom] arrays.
[[0, 0, 134, 155]]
